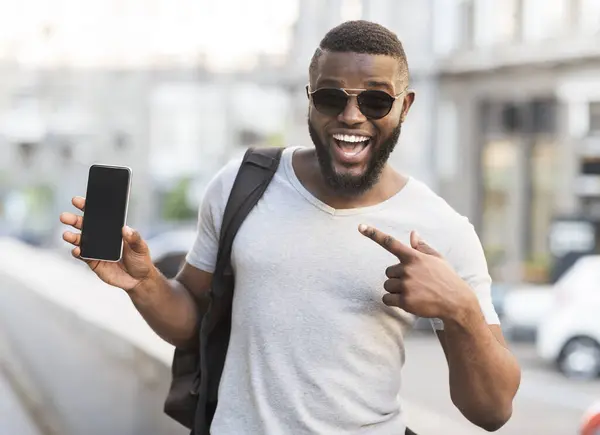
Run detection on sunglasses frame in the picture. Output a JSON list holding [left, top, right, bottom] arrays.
[[306, 85, 409, 119]]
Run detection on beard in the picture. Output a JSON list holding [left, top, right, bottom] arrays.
[[308, 119, 402, 197]]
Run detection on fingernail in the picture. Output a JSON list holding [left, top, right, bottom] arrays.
[[358, 224, 367, 233], [124, 226, 133, 236], [414, 231, 423, 243]]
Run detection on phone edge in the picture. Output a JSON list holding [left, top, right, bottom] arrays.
[[79, 164, 133, 263]]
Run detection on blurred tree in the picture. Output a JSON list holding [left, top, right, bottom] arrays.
[[522, 253, 550, 284], [26, 184, 55, 216], [267, 132, 285, 148], [161, 177, 196, 222]]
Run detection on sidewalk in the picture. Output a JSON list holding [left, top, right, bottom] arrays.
[[0, 373, 43, 435], [0, 329, 48, 435], [0, 238, 174, 366]]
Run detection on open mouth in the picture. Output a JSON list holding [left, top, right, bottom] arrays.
[[331, 133, 371, 163]]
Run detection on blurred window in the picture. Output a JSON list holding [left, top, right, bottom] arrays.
[[433, 0, 461, 55], [580, 158, 600, 176], [18, 143, 38, 166], [531, 99, 557, 135], [567, 0, 582, 31], [529, 138, 558, 264], [474, 0, 520, 47], [522, 0, 568, 42], [481, 138, 518, 281], [480, 100, 559, 282], [459, 0, 476, 49], [589, 102, 600, 135], [435, 100, 458, 179], [495, 0, 521, 44], [579, 0, 600, 35]]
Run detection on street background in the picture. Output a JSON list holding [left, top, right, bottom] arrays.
[[1, 0, 600, 434]]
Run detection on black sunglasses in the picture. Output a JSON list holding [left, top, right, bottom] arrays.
[[306, 85, 407, 120]]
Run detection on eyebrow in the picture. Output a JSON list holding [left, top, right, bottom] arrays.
[[365, 80, 394, 93], [316, 78, 345, 88], [314, 78, 396, 94]]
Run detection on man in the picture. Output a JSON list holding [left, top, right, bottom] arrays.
[[61, 20, 520, 434]]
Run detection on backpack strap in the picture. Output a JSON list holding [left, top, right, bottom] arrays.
[[212, 146, 284, 289], [164, 147, 284, 433]]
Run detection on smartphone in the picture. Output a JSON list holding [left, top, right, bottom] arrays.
[[80, 164, 132, 262]]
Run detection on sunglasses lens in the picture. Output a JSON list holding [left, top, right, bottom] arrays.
[[357, 91, 395, 119], [311, 89, 348, 116]]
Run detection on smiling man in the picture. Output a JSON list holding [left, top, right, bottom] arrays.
[[287, 22, 521, 432], [61, 20, 520, 435], [306, 35, 408, 199]]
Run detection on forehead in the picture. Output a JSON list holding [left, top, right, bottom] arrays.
[[312, 51, 403, 92]]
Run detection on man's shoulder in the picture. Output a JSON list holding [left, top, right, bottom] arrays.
[[399, 177, 477, 254], [404, 177, 467, 224], [208, 146, 291, 191], [200, 146, 290, 207], [216, 154, 245, 183]]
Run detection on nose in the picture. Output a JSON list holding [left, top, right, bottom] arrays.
[[337, 95, 367, 126]]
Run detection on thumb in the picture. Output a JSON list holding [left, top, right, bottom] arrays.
[[123, 226, 148, 255], [410, 231, 442, 258]]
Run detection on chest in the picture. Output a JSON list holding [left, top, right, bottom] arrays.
[[229, 198, 421, 319]]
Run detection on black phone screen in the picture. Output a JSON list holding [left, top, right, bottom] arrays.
[[80, 165, 131, 261]]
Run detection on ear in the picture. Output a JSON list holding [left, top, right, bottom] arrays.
[[400, 91, 416, 123]]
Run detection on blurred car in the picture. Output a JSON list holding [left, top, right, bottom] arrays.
[[537, 255, 600, 380], [501, 283, 554, 341], [146, 227, 197, 279]]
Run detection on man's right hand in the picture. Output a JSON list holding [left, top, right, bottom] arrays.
[[60, 196, 156, 292]]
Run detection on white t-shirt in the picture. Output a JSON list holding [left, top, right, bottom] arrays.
[[186, 146, 500, 435]]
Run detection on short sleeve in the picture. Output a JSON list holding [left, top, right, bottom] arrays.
[[430, 217, 500, 330], [185, 158, 242, 273]]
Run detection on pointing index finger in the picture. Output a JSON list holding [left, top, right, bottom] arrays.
[[359, 224, 416, 261]]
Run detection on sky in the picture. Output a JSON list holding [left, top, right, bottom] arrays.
[[0, 0, 300, 70]]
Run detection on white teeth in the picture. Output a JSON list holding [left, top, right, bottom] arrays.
[[332, 133, 369, 143], [332, 133, 370, 158]]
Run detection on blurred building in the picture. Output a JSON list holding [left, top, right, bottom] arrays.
[[0, 0, 440, 245], [364, 0, 439, 188], [0, 0, 293, 243], [280, 0, 600, 284], [4, 0, 598, 285], [433, 0, 600, 282]]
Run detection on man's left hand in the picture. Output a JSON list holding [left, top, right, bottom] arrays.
[[358, 224, 478, 321]]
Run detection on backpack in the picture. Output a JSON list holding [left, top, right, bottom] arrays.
[[164, 146, 284, 434]]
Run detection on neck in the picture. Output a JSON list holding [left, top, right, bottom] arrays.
[[294, 148, 408, 210]]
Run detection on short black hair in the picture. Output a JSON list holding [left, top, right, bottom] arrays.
[[309, 20, 409, 84]]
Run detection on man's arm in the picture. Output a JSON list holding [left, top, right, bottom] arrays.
[[131, 158, 240, 347], [358, 223, 521, 432], [437, 307, 520, 432], [432, 219, 520, 431], [128, 263, 213, 348]]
